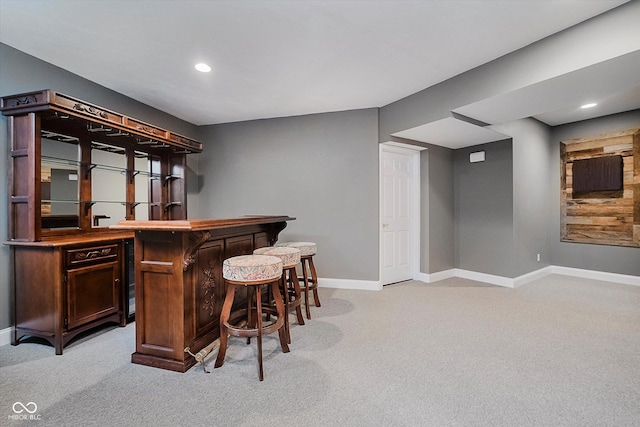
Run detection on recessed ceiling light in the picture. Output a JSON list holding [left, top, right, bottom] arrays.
[[580, 102, 597, 109], [195, 63, 211, 73]]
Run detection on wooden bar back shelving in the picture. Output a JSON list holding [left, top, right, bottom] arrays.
[[1, 89, 203, 354]]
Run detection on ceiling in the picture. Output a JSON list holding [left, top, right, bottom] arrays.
[[393, 48, 640, 148], [1, 0, 638, 149]]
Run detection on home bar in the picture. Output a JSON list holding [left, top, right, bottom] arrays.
[[111, 216, 293, 372], [1, 89, 293, 372]]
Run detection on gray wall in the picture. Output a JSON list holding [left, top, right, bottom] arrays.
[[196, 109, 380, 280], [492, 118, 553, 276], [454, 139, 515, 277], [419, 112, 638, 280], [378, 1, 640, 280], [422, 145, 455, 274], [0, 43, 200, 330], [549, 110, 640, 276]]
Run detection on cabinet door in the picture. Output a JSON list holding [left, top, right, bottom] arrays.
[[66, 261, 120, 330], [225, 235, 254, 258], [254, 232, 269, 249]]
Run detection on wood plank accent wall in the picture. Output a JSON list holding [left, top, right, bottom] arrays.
[[561, 128, 640, 247]]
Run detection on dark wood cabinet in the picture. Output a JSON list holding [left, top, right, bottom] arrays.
[[2, 90, 203, 354], [11, 235, 129, 354]]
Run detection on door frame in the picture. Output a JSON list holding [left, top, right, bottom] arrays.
[[379, 142, 426, 285]]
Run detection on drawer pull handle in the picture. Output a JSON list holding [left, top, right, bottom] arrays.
[[74, 248, 112, 261]]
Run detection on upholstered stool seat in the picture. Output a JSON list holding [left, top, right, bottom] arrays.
[[222, 254, 283, 282], [276, 241, 316, 257], [275, 242, 320, 319], [214, 254, 289, 381], [253, 246, 300, 269], [254, 246, 304, 343]]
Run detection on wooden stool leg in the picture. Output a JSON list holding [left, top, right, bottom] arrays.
[[214, 284, 236, 369], [265, 281, 273, 322], [290, 268, 305, 326], [246, 286, 254, 345], [271, 281, 290, 354], [281, 275, 291, 344], [309, 256, 321, 307], [301, 258, 312, 319], [255, 285, 264, 381]]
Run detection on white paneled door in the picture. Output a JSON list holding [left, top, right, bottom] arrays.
[[381, 148, 414, 285]]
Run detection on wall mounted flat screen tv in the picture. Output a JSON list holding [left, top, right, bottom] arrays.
[[572, 155, 623, 193]]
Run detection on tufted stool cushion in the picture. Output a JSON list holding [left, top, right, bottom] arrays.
[[275, 241, 317, 257], [222, 254, 282, 282], [253, 246, 300, 268]]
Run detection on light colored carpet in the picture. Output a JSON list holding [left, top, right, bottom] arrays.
[[1, 274, 639, 426]]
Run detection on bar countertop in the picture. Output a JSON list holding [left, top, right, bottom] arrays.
[[110, 215, 295, 232]]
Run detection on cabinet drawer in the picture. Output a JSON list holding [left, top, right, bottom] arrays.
[[66, 244, 119, 267]]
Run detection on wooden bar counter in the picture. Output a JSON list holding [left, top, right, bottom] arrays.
[[111, 216, 294, 372]]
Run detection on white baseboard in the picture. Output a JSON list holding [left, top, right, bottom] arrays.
[[513, 266, 554, 288], [420, 265, 639, 288], [318, 278, 382, 291], [416, 270, 455, 283], [0, 327, 11, 347], [454, 268, 516, 288], [416, 269, 518, 288], [549, 266, 640, 287]]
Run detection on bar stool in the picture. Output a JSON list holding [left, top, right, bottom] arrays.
[[276, 241, 320, 319], [254, 246, 304, 343], [214, 254, 290, 381]]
